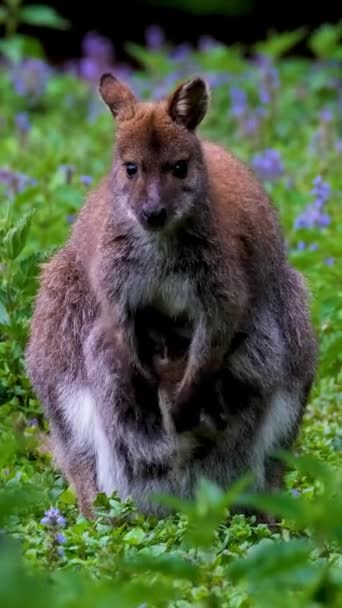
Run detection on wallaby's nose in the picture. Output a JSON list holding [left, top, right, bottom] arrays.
[[141, 205, 167, 229]]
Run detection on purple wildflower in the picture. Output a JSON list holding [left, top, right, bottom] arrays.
[[170, 43, 192, 61], [0, 168, 36, 196], [319, 107, 333, 123], [56, 533, 66, 545], [79, 32, 114, 84], [198, 34, 219, 53], [15, 112, 31, 135], [230, 87, 247, 117], [12, 59, 50, 99], [309, 243, 318, 251], [336, 139, 342, 154], [251, 149, 284, 181], [325, 257, 335, 266], [297, 241, 306, 251], [80, 175, 93, 186], [145, 25, 165, 50], [27, 418, 39, 428], [198, 35, 219, 52], [256, 54, 279, 106], [67, 214, 75, 224], [41, 507, 66, 528], [79, 57, 102, 83], [241, 113, 259, 136], [259, 85, 271, 105], [311, 175, 331, 204], [294, 207, 330, 230], [294, 176, 331, 230], [82, 32, 114, 64], [205, 73, 230, 88], [291, 489, 300, 497]]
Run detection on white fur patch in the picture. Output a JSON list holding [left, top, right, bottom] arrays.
[[61, 387, 116, 495], [253, 390, 298, 486]]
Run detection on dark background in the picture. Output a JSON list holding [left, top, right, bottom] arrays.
[[16, 0, 342, 63]]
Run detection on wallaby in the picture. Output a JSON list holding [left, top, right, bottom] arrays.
[[25, 74, 317, 518]]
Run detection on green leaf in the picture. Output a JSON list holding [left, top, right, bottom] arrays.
[[59, 487, 76, 505], [0, 7, 8, 24], [123, 527, 146, 545], [229, 538, 313, 585], [308, 22, 342, 59], [19, 6, 69, 30], [3, 212, 34, 260], [255, 28, 307, 58], [0, 34, 44, 62]]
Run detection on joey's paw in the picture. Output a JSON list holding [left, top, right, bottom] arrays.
[[199, 407, 229, 434]]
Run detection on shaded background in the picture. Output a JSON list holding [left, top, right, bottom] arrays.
[[12, 0, 342, 64]]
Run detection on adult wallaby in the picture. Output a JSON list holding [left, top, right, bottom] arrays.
[[25, 74, 317, 517]]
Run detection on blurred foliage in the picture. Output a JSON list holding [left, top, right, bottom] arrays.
[[145, 0, 256, 15], [0, 22, 341, 608], [0, 0, 68, 62]]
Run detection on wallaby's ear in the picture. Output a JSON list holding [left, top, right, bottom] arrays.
[[168, 78, 209, 130], [99, 73, 136, 120]]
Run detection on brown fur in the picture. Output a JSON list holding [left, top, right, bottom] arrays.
[[25, 75, 317, 517]]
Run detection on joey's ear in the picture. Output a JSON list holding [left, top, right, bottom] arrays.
[[99, 73, 136, 120], [168, 78, 209, 130]]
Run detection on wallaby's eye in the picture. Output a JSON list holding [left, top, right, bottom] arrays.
[[172, 160, 188, 179], [125, 162, 138, 178]]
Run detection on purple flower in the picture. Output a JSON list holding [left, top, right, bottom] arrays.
[[309, 243, 318, 251], [205, 72, 230, 88], [67, 214, 75, 224], [294, 176, 331, 231], [56, 533, 66, 545], [27, 418, 39, 428], [259, 85, 271, 105], [0, 168, 36, 196], [145, 25, 165, 50], [325, 257, 335, 266], [80, 175, 93, 186], [251, 149, 284, 181], [311, 176, 331, 205], [336, 139, 342, 154], [230, 87, 247, 117], [255, 55, 279, 106], [297, 241, 306, 250], [294, 206, 330, 230], [198, 35, 219, 52], [41, 507, 66, 528], [170, 43, 192, 61], [82, 32, 114, 64], [15, 112, 31, 135], [12, 59, 50, 99], [319, 108, 333, 123], [79, 57, 102, 83], [291, 489, 300, 497]]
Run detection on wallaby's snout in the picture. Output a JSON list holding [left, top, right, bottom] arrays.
[[138, 178, 168, 231], [141, 201, 167, 230]]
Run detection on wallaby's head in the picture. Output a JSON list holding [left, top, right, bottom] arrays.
[[99, 74, 209, 232]]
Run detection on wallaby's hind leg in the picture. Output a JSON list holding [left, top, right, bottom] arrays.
[[50, 433, 98, 518]]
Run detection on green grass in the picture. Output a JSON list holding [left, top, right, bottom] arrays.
[[0, 40, 341, 607]]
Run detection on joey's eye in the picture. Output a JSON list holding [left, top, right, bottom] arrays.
[[172, 160, 188, 179], [125, 162, 138, 177]]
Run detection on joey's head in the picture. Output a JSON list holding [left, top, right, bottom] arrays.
[[99, 74, 209, 232]]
